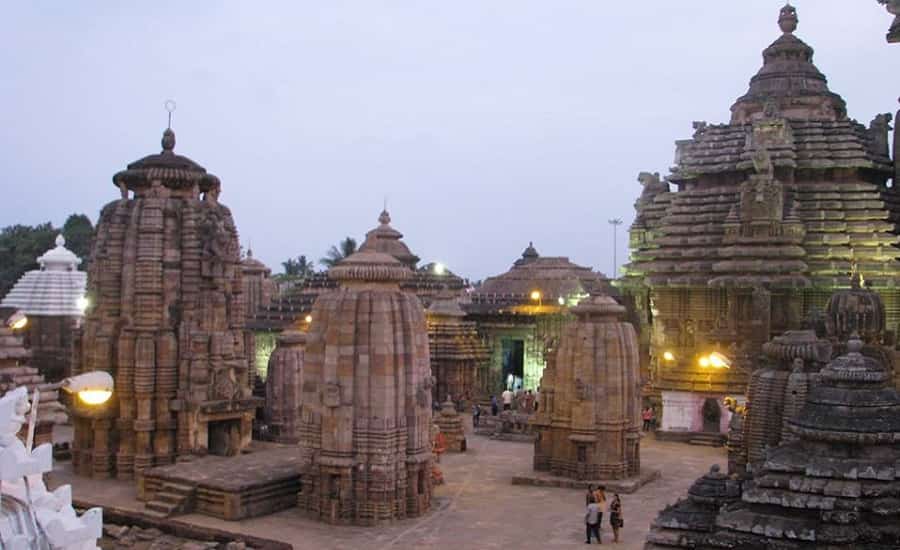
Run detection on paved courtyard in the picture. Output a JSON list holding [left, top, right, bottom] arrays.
[[51, 420, 724, 549]]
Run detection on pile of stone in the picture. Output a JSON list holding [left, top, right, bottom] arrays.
[[101, 524, 255, 550]]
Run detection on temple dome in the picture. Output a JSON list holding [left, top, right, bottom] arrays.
[[825, 273, 886, 343], [0, 234, 86, 317], [356, 209, 420, 269], [113, 128, 221, 193], [730, 4, 847, 123], [240, 248, 271, 275]]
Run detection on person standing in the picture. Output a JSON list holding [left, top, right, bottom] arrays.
[[472, 402, 482, 428], [650, 407, 657, 430], [585, 495, 601, 544], [501, 388, 514, 411], [524, 390, 535, 413], [609, 493, 623, 543], [642, 407, 652, 431], [534, 386, 540, 412], [490, 395, 499, 416], [593, 485, 607, 542]]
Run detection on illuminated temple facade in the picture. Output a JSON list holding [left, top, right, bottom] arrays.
[[622, 5, 900, 438]]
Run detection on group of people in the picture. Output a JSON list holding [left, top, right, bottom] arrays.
[[584, 485, 623, 544], [641, 406, 657, 432], [488, 387, 539, 415]]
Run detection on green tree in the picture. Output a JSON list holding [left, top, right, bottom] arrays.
[[281, 255, 316, 278], [0, 222, 58, 298], [319, 237, 358, 268], [62, 213, 94, 266]]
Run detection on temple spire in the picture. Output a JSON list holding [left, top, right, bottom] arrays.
[[779, 3, 798, 34]]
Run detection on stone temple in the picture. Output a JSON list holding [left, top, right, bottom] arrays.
[[71, 127, 260, 479], [532, 294, 641, 480], [294, 230, 433, 525], [623, 4, 900, 439]]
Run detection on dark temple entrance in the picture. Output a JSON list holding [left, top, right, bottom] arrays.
[[208, 419, 242, 456], [701, 398, 722, 433], [501, 338, 525, 391]]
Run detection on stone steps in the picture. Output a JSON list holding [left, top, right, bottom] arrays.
[[143, 481, 196, 518], [688, 434, 726, 447]]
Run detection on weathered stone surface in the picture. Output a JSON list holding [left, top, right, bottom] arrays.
[[263, 331, 305, 443], [426, 294, 488, 405], [295, 213, 433, 525], [434, 399, 466, 452], [532, 294, 641, 480], [71, 128, 260, 480]]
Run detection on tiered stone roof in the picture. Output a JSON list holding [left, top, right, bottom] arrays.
[[626, 6, 897, 291], [1, 235, 86, 317], [469, 243, 612, 313], [426, 294, 489, 404]]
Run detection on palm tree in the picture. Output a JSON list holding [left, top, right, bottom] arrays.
[[320, 237, 358, 268], [281, 255, 316, 278]]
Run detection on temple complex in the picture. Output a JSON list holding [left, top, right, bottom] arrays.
[[466, 243, 613, 396], [426, 293, 489, 405], [0, 307, 68, 447], [623, 4, 900, 439], [71, 126, 260, 480], [532, 294, 641, 480], [1, 234, 87, 382], [294, 217, 433, 525]]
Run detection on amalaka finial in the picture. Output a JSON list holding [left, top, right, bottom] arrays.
[[379, 209, 391, 225], [779, 3, 798, 34], [847, 333, 863, 354], [55, 233, 65, 247], [161, 100, 177, 152]]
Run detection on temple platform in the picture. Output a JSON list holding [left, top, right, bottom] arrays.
[[137, 443, 308, 521], [510, 467, 661, 494]]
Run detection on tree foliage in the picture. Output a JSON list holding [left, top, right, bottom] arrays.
[[62, 214, 94, 265], [281, 255, 316, 278], [319, 237, 358, 268]]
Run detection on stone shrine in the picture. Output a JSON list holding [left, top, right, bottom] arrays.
[[1, 234, 87, 382], [71, 127, 260, 479], [434, 398, 466, 452], [263, 330, 305, 443], [532, 294, 641, 480], [623, 4, 900, 439], [426, 293, 489, 405], [295, 223, 433, 525]]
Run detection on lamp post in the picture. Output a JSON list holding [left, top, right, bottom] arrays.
[[608, 218, 624, 279]]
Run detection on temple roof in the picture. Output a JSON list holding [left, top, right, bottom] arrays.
[[113, 128, 221, 192], [731, 5, 847, 124], [357, 210, 420, 269], [241, 248, 271, 275], [0, 235, 87, 317], [470, 245, 611, 310]]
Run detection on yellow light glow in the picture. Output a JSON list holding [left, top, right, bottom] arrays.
[[698, 356, 710, 368], [76, 296, 90, 314], [709, 351, 731, 369], [78, 390, 112, 406], [434, 263, 446, 275], [662, 351, 675, 362], [530, 290, 542, 301], [11, 316, 28, 331], [304, 315, 313, 323]]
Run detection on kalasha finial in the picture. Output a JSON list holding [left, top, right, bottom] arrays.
[[55, 233, 65, 247], [161, 100, 177, 152], [847, 333, 863, 354], [779, 3, 798, 34], [378, 209, 391, 225]]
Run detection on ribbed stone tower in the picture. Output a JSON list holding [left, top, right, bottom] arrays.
[[72, 127, 259, 479], [532, 294, 641, 480], [264, 330, 305, 443], [623, 4, 899, 438], [295, 215, 433, 525], [426, 293, 489, 405]]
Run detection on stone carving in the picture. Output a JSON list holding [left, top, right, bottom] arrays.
[[878, 0, 900, 42], [263, 331, 305, 443], [71, 128, 260, 480], [426, 294, 488, 405], [434, 399, 466, 452], [532, 295, 641, 480], [869, 112, 893, 157], [0, 387, 103, 549], [295, 213, 432, 525]]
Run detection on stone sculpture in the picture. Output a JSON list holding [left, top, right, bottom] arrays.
[[434, 399, 466, 452], [0, 387, 102, 549], [71, 127, 260, 479], [532, 294, 641, 480]]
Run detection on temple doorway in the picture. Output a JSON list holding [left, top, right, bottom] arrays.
[[701, 398, 721, 433], [501, 338, 525, 391], [208, 419, 242, 456]]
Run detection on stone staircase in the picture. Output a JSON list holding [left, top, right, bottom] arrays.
[[143, 481, 196, 519], [688, 433, 726, 447]]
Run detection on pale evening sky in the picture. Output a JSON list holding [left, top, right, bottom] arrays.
[[1, 1, 897, 280]]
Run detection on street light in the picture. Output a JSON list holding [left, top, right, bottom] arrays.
[[60, 371, 115, 406], [608, 218, 624, 279]]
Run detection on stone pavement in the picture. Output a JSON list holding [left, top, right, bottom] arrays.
[[50, 419, 725, 549]]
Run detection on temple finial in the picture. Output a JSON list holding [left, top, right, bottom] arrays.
[[779, 3, 798, 34]]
